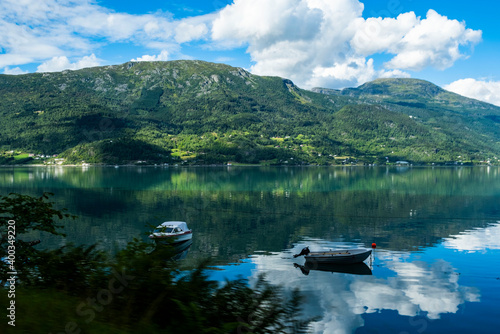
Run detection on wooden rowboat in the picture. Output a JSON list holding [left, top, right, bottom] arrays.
[[305, 248, 372, 264], [294, 247, 372, 264]]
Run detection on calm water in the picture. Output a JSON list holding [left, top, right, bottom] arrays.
[[1, 166, 500, 333]]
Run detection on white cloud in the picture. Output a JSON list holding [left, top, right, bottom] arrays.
[[36, 54, 101, 72], [0, 0, 484, 88], [0, 0, 209, 71], [211, 1, 481, 88], [0, 53, 35, 68], [308, 59, 411, 88], [212, 0, 365, 88], [2, 66, 28, 75], [379, 69, 411, 79], [174, 15, 212, 44], [351, 10, 482, 71], [444, 79, 500, 107], [351, 12, 418, 56], [69, 11, 172, 42], [383, 10, 482, 71], [308, 57, 377, 88], [0, 0, 95, 67], [212, 0, 325, 47], [131, 50, 169, 62]]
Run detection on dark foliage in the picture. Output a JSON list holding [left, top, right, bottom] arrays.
[[0, 193, 316, 333]]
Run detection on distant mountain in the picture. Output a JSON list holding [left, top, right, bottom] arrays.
[[0, 61, 499, 165], [312, 78, 500, 163], [313, 78, 498, 112]]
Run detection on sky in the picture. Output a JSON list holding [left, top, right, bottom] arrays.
[[1, 0, 500, 106]]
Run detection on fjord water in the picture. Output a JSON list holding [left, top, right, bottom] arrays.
[[1, 166, 499, 333]]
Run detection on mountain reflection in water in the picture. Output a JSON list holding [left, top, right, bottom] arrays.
[[1, 166, 499, 333]]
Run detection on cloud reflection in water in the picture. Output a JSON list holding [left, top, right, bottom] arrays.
[[247, 241, 479, 333], [442, 222, 500, 251]]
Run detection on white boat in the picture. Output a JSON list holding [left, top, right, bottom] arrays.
[[149, 221, 192, 244], [295, 247, 372, 264]]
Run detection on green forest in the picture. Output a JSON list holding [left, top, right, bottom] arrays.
[[0, 60, 499, 165]]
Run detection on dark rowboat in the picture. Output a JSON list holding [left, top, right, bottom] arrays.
[[294, 247, 372, 264]]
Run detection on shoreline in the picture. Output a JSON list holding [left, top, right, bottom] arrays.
[[0, 163, 496, 168]]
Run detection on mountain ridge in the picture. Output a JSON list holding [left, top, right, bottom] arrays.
[[313, 77, 497, 109], [0, 60, 499, 165]]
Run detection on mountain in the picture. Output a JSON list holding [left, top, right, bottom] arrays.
[[0, 61, 499, 165], [313, 78, 500, 162]]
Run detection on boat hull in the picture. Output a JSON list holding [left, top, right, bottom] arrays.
[[304, 248, 371, 264], [150, 231, 192, 244]]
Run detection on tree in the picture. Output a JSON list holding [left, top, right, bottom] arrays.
[[0, 192, 75, 284]]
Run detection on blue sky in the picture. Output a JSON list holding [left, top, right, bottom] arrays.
[[1, 0, 499, 105]]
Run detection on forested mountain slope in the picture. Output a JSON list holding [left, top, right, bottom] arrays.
[[0, 61, 499, 165]]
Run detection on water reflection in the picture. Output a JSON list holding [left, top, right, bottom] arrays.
[[1, 166, 499, 332], [372, 255, 479, 319], [149, 239, 193, 261], [1, 166, 499, 261], [443, 222, 500, 251], [293, 261, 372, 276], [170, 239, 192, 260], [245, 241, 480, 333]]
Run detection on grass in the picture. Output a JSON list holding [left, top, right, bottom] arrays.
[[171, 149, 197, 160], [14, 153, 30, 160]]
